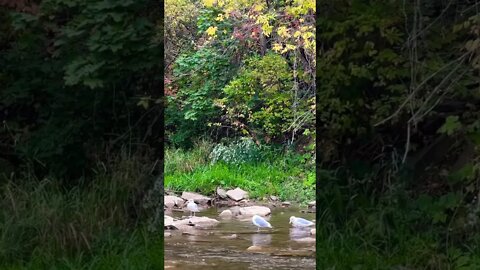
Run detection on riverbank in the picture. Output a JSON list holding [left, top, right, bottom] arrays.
[[165, 141, 315, 204]]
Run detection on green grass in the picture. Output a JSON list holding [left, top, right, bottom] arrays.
[[316, 170, 480, 269], [165, 143, 315, 203], [3, 229, 163, 270], [0, 151, 163, 269], [316, 224, 480, 269]]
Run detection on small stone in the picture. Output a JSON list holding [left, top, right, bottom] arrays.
[[164, 232, 171, 237], [282, 201, 291, 206], [310, 229, 316, 235], [246, 246, 270, 253], [308, 201, 316, 207], [294, 237, 316, 243], [221, 234, 237, 239], [238, 206, 271, 217], [164, 195, 184, 208], [270, 195, 278, 201], [219, 209, 233, 218], [164, 215, 175, 227], [226, 188, 248, 201], [217, 188, 228, 199]]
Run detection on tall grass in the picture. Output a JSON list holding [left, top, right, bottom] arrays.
[[316, 169, 480, 269], [0, 150, 162, 268]]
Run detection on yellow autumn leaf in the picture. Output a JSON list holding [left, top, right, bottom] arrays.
[[206, 26, 217, 36], [203, 0, 214, 7], [254, 4, 264, 12], [294, 31, 301, 38], [215, 14, 224, 21], [217, 0, 224, 7], [272, 43, 283, 52], [277, 26, 290, 38], [286, 44, 296, 51], [263, 24, 273, 36]]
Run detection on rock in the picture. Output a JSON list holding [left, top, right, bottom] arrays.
[[282, 201, 291, 206], [294, 237, 316, 243], [308, 201, 316, 207], [226, 188, 248, 201], [219, 209, 233, 218], [181, 192, 211, 205], [270, 195, 278, 201], [221, 234, 237, 239], [173, 216, 219, 229], [238, 206, 271, 217], [164, 215, 175, 227], [164, 195, 184, 208], [216, 188, 228, 199], [310, 229, 316, 235], [164, 232, 171, 237]]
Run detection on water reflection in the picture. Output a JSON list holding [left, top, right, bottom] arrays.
[[251, 233, 272, 246], [289, 227, 310, 240]]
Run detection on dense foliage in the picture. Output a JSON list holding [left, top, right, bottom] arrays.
[[165, 0, 316, 148], [0, 0, 163, 268], [1, 0, 162, 179], [317, 0, 480, 268]]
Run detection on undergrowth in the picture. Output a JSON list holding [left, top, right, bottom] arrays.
[[0, 151, 162, 269], [316, 169, 480, 269]]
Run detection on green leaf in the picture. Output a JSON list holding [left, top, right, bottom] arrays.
[[438, 116, 461, 136]]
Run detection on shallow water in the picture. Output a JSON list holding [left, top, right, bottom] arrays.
[[165, 206, 316, 270]]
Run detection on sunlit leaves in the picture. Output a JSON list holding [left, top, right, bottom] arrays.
[[206, 26, 217, 36], [203, 0, 214, 8]]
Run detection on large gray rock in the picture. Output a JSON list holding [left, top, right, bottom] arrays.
[[173, 216, 219, 229], [181, 192, 211, 205], [226, 188, 248, 201], [238, 206, 271, 217], [164, 195, 185, 208]]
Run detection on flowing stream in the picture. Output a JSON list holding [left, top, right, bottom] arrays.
[[165, 206, 316, 270]]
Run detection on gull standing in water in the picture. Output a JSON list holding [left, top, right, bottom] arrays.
[[252, 215, 272, 232], [187, 199, 199, 217], [289, 216, 315, 227]]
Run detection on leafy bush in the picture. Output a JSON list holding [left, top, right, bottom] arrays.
[[166, 47, 234, 147], [218, 53, 297, 139], [209, 137, 265, 165]]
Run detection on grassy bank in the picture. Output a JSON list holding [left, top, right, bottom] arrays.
[[316, 170, 480, 269], [165, 139, 315, 203], [0, 153, 163, 269]]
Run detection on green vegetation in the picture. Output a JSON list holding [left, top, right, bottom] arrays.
[[0, 153, 163, 269], [165, 140, 315, 203], [0, 0, 162, 268], [164, 0, 315, 203], [316, 1, 480, 268]]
